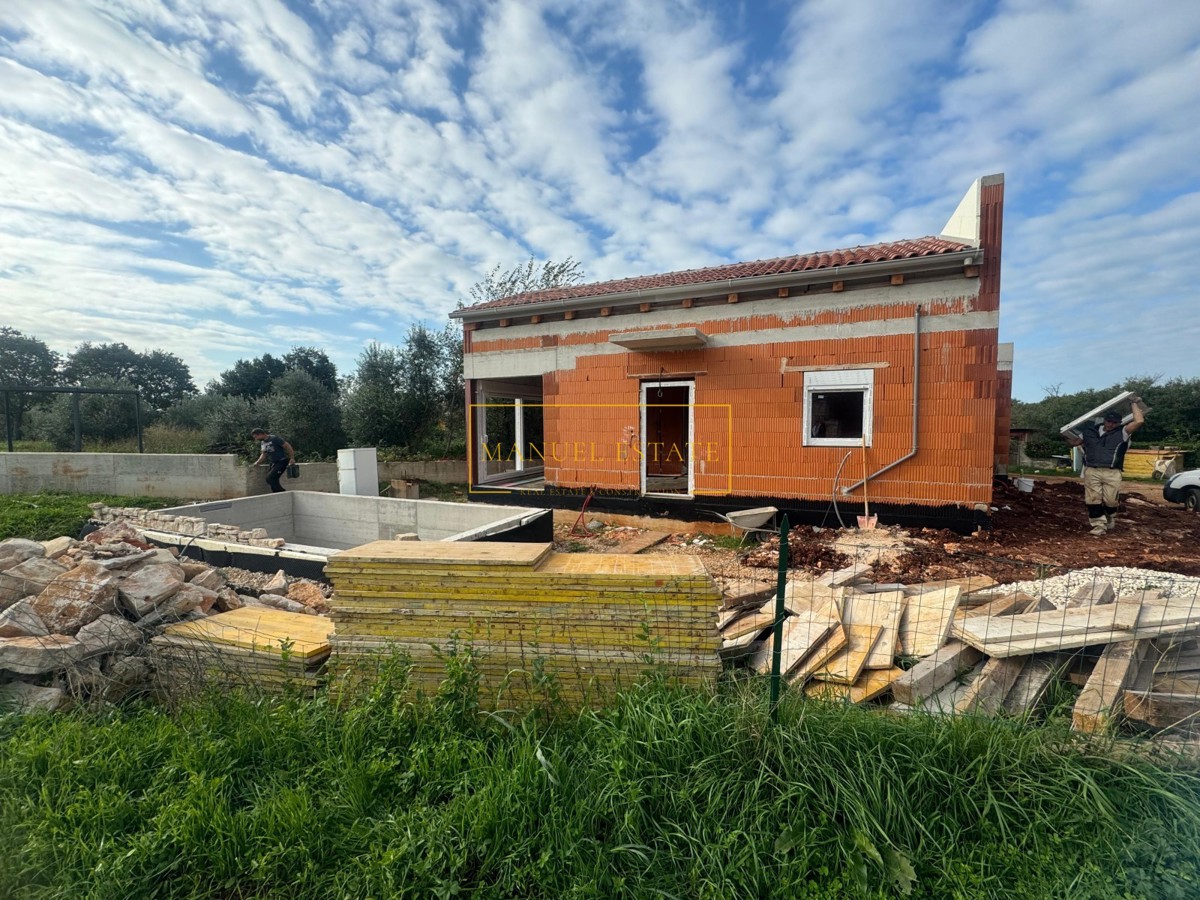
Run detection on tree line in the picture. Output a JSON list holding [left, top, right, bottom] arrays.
[[2, 258, 583, 459], [0, 325, 465, 460], [1012, 375, 1200, 458]]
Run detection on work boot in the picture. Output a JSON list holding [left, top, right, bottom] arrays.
[[1105, 514, 1116, 532], [1089, 518, 1107, 536]]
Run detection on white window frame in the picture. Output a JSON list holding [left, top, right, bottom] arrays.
[[802, 369, 874, 447]]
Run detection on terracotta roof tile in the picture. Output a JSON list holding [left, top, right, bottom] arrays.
[[461, 236, 972, 314]]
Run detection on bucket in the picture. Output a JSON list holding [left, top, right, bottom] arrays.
[[1015, 477, 1034, 493]]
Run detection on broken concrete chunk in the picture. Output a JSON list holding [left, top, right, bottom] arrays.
[[118, 564, 186, 619], [0, 538, 45, 572], [84, 522, 151, 549], [30, 560, 121, 634], [181, 561, 209, 581], [133, 585, 205, 627], [41, 537, 75, 560], [214, 587, 243, 612], [0, 556, 72, 603], [75, 613, 145, 657], [101, 655, 151, 703], [259, 595, 311, 614], [175, 583, 218, 615], [0, 634, 84, 674], [188, 568, 225, 593], [287, 581, 327, 612], [0, 681, 71, 712], [0, 598, 50, 638], [95, 549, 157, 571], [261, 570, 289, 596]]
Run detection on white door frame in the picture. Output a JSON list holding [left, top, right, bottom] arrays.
[[640, 380, 694, 497]]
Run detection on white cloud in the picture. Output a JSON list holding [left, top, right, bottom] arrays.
[[0, 0, 1196, 399]]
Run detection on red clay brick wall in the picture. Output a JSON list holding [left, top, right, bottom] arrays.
[[541, 323, 998, 508]]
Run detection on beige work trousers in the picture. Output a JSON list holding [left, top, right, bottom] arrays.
[[1083, 466, 1122, 507]]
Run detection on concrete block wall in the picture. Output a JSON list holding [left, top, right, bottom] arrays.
[[172, 494, 297, 540], [0, 453, 246, 499], [0, 454, 469, 499]]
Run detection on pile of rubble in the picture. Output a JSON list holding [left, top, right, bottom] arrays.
[[89, 503, 285, 549], [719, 563, 1200, 734], [0, 524, 331, 712]]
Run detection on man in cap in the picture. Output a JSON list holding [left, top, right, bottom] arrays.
[[1064, 397, 1145, 535]]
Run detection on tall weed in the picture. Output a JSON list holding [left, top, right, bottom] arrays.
[[1, 669, 1198, 899]]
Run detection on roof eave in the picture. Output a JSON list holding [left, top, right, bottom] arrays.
[[450, 248, 982, 323]]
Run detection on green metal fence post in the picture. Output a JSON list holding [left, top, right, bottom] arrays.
[[769, 514, 790, 721]]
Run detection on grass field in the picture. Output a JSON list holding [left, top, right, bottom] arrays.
[[0, 493, 182, 542], [1, 657, 1198, 899]]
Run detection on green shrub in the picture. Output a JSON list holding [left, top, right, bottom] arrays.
[[263, 369, 344, 459], [203, 394, 264, 456], [1025, 437, 1069, 459], [24, 378, 142, 450]]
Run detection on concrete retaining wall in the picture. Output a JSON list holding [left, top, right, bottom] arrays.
[[156, 491, 548, 550], [0, 453, 247, 499], [0, 453, 469, 500]]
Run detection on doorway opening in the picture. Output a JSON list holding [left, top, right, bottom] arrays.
[[641, 381, 693, 496]]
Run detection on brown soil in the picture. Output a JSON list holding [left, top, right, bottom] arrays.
[[552, 478, 1200, 586], [967, 478, 1200, 578], [741, 531, 850, 572]]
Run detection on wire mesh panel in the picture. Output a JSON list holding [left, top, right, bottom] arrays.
[[715, 526, 1200, 735]]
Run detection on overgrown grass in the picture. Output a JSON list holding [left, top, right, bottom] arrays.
[[0, 493, 182, 541], [1, 661, 1198, 899], [415, 480, 470, 502], [3, 426, 209, 455], [709, 533, 751, 550]]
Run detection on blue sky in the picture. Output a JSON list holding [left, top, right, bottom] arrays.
[[1, 0, 1198, 401]]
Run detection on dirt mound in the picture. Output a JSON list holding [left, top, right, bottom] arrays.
[[742, 530, 850, 572]]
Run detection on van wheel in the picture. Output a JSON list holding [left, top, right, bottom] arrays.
[[1186, 489, 1200, 512]]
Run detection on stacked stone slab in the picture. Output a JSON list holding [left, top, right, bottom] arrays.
[[325, 541, 722, 707], [89, 504, 285, 549]]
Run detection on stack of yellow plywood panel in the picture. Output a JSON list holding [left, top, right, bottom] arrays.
[[1123, 448, 1185, 479], [324, 541, 722, 705], [151, 607, 333, 694]]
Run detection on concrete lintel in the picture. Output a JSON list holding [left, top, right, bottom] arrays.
[[609, 327, 709, 351]]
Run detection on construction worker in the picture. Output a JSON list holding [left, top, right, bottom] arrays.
[[250, 428, 295, 493], [1064, 396, 1145, 535]]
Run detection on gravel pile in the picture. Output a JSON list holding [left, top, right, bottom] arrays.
[[987, 566, 1200, 609]]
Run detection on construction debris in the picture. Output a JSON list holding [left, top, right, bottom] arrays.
[[0, 528, 333, 711], [151, 607, 333, 694], [717, 567, 1200, 735]]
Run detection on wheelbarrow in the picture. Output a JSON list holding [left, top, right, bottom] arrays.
[[709, 506, 779, 545]]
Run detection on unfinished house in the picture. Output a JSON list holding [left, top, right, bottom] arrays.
[[451, 175, 1012, 530]]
